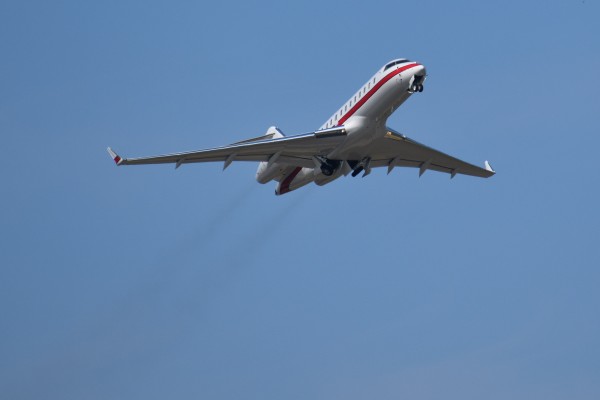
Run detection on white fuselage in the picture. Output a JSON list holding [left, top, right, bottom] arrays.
[[256, 59, 427, 195], [322, 59, 426, 160]]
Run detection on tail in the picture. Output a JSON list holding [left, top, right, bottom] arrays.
[[262, 126, 285, 140], [232, 126, 284, 145]]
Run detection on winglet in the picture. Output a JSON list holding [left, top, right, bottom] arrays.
[[484, 160, 495, 173], [107, 147, 124, 166]]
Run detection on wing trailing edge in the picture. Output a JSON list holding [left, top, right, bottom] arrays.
[[104, 126, 348, 169]]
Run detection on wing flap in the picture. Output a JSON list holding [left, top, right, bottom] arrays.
[[370, 129, 495, 178]]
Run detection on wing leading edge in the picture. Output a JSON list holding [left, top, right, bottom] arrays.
[[107, 126, 347, 170]]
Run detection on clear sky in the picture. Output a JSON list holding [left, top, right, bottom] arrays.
[[1, 0, 599, 399]]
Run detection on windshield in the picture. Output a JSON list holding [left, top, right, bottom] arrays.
[[383, 59, 410, 71]]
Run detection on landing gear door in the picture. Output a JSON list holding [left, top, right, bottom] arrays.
[[407, 74, 415, 91]]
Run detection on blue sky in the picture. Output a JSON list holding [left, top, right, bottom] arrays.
[[1, 0, 599, 399]]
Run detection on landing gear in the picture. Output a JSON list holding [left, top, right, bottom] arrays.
[[348, 157, 371, 177], [319, 159, 340, 176], [351, 166, 364, 177], [321, 164, 334, 176], [411, 83, 424, 93], [410, 74, 425, 93]]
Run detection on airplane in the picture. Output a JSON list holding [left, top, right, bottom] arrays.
[[107, 58, 494, 195]]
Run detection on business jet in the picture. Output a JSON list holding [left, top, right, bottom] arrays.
[[108, 59, 494, 195]]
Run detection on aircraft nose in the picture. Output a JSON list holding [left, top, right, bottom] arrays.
[[414, 63, 426, 76]]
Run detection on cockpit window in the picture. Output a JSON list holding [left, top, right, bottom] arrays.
[[383, 59, 410, 71]]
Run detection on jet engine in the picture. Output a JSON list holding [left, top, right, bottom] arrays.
[[275, 167, 314, 195], [255, 126, 286, 184], [256, 161, 288, 184]]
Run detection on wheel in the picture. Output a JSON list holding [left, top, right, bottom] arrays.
[[321, 165, 334, 176], [418, 84, 424, 92], [351, 166, 364, 177]]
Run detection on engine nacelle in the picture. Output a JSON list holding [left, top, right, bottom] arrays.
[[255, 126, 286, 184], [275, 167, 314, 196], [314, 171, 342, 186], [256, 161, 289, 184]]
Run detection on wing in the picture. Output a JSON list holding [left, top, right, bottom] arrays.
[[367, 129, 495, 178], [107, 127, 347, 170]]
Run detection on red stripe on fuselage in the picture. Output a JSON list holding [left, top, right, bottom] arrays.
[[337, 63, 420, 126], [279, 167, 302, 195]]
